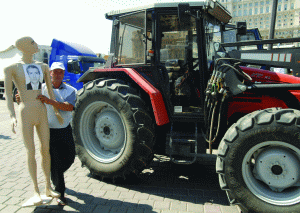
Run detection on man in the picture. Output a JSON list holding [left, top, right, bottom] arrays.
[[26, 64, 42, 90], [38, 62, 76, 205], [17, 61, 76, 205]]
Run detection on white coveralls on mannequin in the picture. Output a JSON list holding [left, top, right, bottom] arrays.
[[4, 37, 63, 207]]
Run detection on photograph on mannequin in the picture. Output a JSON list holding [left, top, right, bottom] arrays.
[[24, 64, 43, 90], [3, 36, 63, 207]]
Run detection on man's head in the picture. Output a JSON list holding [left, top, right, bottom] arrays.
[[26, 65, 41, 84], [50, 62, 65, 83], [15, 37, 39, 54]]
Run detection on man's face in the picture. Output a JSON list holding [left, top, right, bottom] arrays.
[[27, 67, 40, 84], [50, 69, 65, 83]]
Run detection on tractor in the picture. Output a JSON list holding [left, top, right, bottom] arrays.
[[72, 0, 300, 212]]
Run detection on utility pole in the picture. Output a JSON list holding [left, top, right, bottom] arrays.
[[268, 0, 278, 50]]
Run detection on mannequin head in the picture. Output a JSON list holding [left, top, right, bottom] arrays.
[[15, 37, 39, 54]]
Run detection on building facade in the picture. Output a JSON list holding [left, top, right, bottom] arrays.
[[220, 0, 300, 40]]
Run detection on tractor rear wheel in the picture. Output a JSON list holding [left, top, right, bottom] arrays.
[[72, 78, 155, 179], [216, 108, 300, 213]]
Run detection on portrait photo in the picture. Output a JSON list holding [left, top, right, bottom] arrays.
[[23, 64, 43, 90]]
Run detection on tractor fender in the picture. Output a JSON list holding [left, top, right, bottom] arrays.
[[78, 67, 170, 126]]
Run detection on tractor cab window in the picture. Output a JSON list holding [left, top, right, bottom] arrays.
[[117, 12, 145, 65]]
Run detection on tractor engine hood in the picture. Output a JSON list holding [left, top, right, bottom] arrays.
[[241, 66, 300, 84]]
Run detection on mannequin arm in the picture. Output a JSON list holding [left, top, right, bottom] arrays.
[[4, 66, 17, 134], [43, 65, 64, 124]]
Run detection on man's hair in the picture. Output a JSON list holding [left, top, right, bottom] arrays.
[[26, 65, 40, 75]]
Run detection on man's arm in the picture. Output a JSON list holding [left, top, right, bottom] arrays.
[[37, 95, 74, 111]]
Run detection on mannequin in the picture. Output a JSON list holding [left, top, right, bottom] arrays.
[[4, 37, 63, 206]]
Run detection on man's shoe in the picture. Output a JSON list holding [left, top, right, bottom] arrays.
[[56, 197, 67, 206]]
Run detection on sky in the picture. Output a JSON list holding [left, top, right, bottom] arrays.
[[0, 0, 202, 55]]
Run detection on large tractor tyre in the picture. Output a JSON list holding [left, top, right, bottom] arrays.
[[72, 78, 155, 180], [216, 108, 300, 213]]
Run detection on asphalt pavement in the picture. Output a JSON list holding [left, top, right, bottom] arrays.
[[0, 99, 241, 213]]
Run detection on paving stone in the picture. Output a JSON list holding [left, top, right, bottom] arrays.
[[0, 205, 20, 213], [138, 199, 155, 208], [3, 197, 25, 205], [133, 192, 150, 200], [170, 202, 187, 211], [92, 205, 111, 213], [149, 195, 164, 201], [154, 200, 171, 210], [8, 190, 27, 197], [187, 203, 205, 213], [103, 191, 121, 199], [118, 191, 136, 199]]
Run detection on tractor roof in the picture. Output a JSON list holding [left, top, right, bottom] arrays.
[[105, 0, 208, 19]]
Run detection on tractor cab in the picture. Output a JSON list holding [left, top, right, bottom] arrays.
[[105, 0, 231, 116]]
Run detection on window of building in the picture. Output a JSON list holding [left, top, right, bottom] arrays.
[[260, 7, 263, 14], [291, 3, 294, 9], [255, 2, 258, 6], [249, 3, 253, 7], [249, 9, 252, 15], [233, 11, 237, 17], [244, 4, 247, 8], [266, 24, 269, 28], [284, 4, 287, 10], [278, 0, 282, 2], [244, 9, 247, 16], [233, 5, 236, 9], [249, 23, 252, 26], [238, 5, 242, 9], [278, 24, 281, 27], [261, 2, 264, 6], [278, 5, 281, 11], [278, 15, 281, 19], [291, 23, 293, 26], [266, 6, 269, 13], [266, 0, 270, 4], [238, 10, 242, 16], [255, 8, 258, 14]]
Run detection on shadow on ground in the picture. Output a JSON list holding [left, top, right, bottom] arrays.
[[92, 155, 229, 206]]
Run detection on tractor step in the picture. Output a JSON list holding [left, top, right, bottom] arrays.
[[169, 122, 198, 165]]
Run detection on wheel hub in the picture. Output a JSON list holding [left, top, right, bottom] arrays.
[[255, 148, 300, 190], [94, 108, 125, 151]]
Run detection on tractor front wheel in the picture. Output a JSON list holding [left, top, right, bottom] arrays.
[[217, 108, 300, 213], [72, 78, 155, 179]]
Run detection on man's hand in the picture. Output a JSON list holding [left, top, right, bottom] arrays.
[[37, 94, 53, 105], [15, 93, 20, 104]]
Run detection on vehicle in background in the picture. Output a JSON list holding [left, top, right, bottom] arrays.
[[50, 39, 105, 90]]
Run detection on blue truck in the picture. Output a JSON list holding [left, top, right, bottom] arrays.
[[49, 39, 105, 90]]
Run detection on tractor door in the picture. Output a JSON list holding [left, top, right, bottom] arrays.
[[157, 13, 203, 114]]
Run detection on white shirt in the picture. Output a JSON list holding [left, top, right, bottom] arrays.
[[42, 83, 77, 129]]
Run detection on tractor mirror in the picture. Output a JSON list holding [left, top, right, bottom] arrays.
[[178, 3, 191, 29], [236, 22, 247, 35]]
